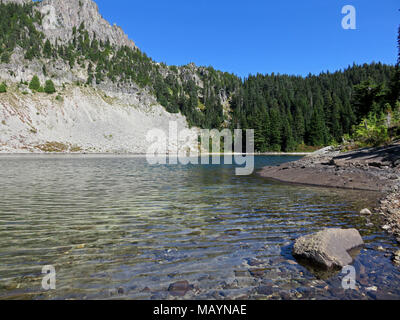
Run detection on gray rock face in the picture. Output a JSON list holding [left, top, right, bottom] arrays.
[[1, 0, 135, 49], [293, 228, 364, 269], [0, 0, 31, 4], [37, 0, 136, 50]]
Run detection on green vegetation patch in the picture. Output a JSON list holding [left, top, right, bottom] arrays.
[[0, 82, 7, 93]]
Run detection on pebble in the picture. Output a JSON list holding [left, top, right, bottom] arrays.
[[358, 277, 369, 286], [279, 291, 291, 300], [257, 285, 274, 296], [249, 269, 266, 278], [234, 270, 248, 277], [150, 292, 168, 300], [360, 208, 372, 215], [247, 258, 264, 267], [168, 280, 191, 297]]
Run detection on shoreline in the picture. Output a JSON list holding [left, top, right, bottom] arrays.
[[258, 144, 400, 243], [0, 152, 310, 157]]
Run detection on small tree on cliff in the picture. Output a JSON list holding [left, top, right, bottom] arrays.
[[44, 80, 56, 94], [29, 75, 41, 91], [0, 82, 7, 93], [43, 39, 52, 59]]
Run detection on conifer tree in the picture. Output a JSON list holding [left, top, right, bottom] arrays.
[[308, 105, 327, 146], [397, 25, 400, 65], [0, 82, 7, 93], [389, 25, 400, 105], [44, 80, 56, 94], [29, 75, 41, 91], [43, 39, 52, 58]]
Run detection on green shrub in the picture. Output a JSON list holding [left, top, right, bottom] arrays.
[[392, 102, 400, 125], [352, 112, 390, 147], [29, 75, 41, 91], [1, 52, 10, 63], [0, 82, 6, 93], [44, 80, 56, 94]]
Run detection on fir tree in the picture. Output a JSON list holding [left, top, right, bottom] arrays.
[[398, 25, 400, 65], [29, 75, 41, 91], [308, 105, 327, 146], [44, 80, 56, 94], [43, 39, 52, 58], [0, 82, 7, 93]]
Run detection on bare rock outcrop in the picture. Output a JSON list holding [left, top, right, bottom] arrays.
[[0, 0, 31, 5], [293, 228, 364, 269], [37, 0, 136, 49]]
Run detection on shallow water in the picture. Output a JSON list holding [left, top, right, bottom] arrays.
[[0, 155, 399, 300]]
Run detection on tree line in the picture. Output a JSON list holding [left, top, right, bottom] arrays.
[[0, 2, 399, 151]]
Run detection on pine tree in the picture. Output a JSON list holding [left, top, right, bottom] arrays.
[[397, 25, 400, 65], [43, 39, 52, 58], [268, 107, 282, 152], [330, 95, 343, 142], [44, 80, 56, 94], [389, 25, 400, 105], [0, 82, 7, 93], [29, 75, 41, 91], [253, 111, 269, 152], [308, 105, 327, 146], [281, 115, 296, 151], [293, 105, 305, 144]]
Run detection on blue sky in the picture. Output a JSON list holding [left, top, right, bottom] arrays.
[[95, 0, 399, 78]]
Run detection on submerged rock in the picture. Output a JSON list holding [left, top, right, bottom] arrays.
[[256, 284, 274, 296], [168, 280, 192, 297], [293, 228, 364, 269]]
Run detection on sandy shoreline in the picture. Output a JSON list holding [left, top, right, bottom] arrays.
[[258, 144, 400, 243]]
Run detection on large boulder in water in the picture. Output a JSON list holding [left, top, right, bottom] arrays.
[[293, 228, 364, 269]]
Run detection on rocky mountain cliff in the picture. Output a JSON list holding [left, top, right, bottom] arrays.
[[2, 0, 135, 49], [0, 0, 207, 153], [38, 0, 136, 50]]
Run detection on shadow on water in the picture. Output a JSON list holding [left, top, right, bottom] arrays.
[[288, 246, 364, 281]]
